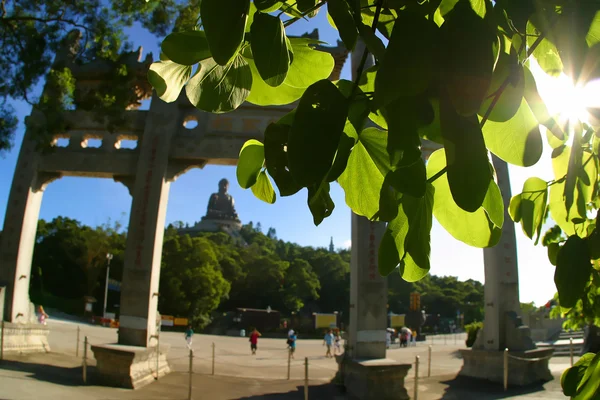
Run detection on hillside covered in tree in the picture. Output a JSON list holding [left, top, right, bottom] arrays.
[[27, 217, 485, 328]]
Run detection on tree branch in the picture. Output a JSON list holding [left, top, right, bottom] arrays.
[[1, 15, 90, 33], [350, 0, 383, 100]]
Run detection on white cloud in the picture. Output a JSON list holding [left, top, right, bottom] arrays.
[[343, 239, 351, 249]]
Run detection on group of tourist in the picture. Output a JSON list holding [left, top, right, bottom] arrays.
[[386, 327, 417, 348]]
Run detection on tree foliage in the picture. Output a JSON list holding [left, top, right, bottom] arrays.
[[149, 1, 600, 394], [31, 217, 484, 329], [0, 0, 201, 152]]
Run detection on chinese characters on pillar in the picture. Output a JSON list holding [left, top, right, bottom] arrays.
[[368, 222, 377, 280], [135, 136, 159, 268]]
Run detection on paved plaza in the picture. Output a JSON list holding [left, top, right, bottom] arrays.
[[0, 317, 573, 399]]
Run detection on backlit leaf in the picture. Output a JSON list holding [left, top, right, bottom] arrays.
[[161, 31, 212, 66], [237, 139, 265, 188], [478, 52, 524, 122], [148, 60, 191, 103], [555, 235, 591, 309], [375, 9, 438, 106], [308, 181, 335, 226], [561, 353, 596, 396], [509, 177, 548, 244], [251, 170, 276, 203], [186, 55, 252, 113], [440, 90, 492, 212], [288, 79, 348, 187], [427, 149, 501, 248], [264, 123, 302, 196], [201, 0, 250, 65], [482, 99, 543, 167], [251, 13, 290, 87], [328, 0, 358, 51]]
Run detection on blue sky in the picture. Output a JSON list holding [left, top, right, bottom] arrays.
[[0, 10, 560, 305]]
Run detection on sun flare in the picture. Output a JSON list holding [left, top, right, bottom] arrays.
[[530, 60, 600, 127]]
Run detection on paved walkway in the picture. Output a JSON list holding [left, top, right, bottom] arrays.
[[0, 318, 574, 399]]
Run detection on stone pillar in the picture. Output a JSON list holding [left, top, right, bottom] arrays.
[[117, 95, 177, 347], [0, 115, 60, 324], [349, 215, 388, 359], [460, 156, 551, 386]]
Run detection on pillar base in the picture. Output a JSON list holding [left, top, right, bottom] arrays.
[[336, 356, 412, 400], [1, 322, 50, 354], [459, 348, 554, 386], [90, 343, 171, 389]]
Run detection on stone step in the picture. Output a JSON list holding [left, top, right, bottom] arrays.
[[558, 330, 584, 340]]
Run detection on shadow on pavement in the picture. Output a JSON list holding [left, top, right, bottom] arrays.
[[440, 375, 552, 400], [238, 383, 344, 399], [0, 358, 93, 387]]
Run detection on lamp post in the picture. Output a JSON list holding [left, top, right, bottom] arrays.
[[103, 253, 113, 319]]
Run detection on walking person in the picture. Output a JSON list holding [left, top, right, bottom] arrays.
[[323, 330, 334, 358], [37, 305, 49, 325], [184, 325, 194, 349], [334, 330, 342, 355], [249, 328, 261, 355], [288, 331, 297, 359]]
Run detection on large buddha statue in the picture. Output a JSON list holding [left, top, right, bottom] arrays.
[[203, 178, 239, 221]]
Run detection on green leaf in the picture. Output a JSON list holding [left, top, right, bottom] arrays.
[[481, 179, 504, 228], [440, 91, 492, 212], [555, 235, 592, 309], [587, 11, 600, 47], [427, 149, 501, 248], [561, 353, 597, 396], [250, 13, 290, 87], [358, 65, 387, 129], [326, 130, 355, 182], [201, 0, 250, 65], [288, 79, 348, 187], [478, 52, 524, 122], [264, 123, 303, 196], [573, 352, 600, 400], [255, 0, 283, 12], [339, 128, 391, 219], [308, 181, 335, 226], [547, 243, 560, 266], [549, 147, 596, 236], [379, 228, 400, 276], [527, 21, 563, 76], [378, 180, 399, 222], [387, 159, 427, 198], [523, 66, 565, 144], [297, 0, 316, 12], [148, 61, 192, 103], [482, 99, 543, 167], [161, 31, 212, 66], [357, 23, 386, 61], [245, 38, 334, 106], [441, 1, 495, 116], [237, 139, 265, 188], [251, 170, 276, 203], [509, 177, 548, 244], [336, 79, 370, 135], [564, 127, 584, 217], [383, 97, 424, 168], [400, 185, 435, 282], [375, 9, 438, 106], [186, 55, 252, 113], [418, 97, 443, 144], [327, 0, 358, 51]]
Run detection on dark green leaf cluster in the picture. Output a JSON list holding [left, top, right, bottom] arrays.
[[152, 0, 600, 321]]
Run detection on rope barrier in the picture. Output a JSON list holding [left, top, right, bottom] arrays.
[[506, 353, 554, 362]]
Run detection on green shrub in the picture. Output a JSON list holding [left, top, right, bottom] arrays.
[[465, 321, 483, 348]]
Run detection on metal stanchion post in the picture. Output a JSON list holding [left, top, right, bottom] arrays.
[[287, 348, 291, 380], [1, 320, 4, 361], [428, 345, 432, 378], [503, 348, 508, 391], [188, 349, 193, 400], [570, 337, 574, 366], [454, 332, 457, 345], [414, 356, 420, 400], [212, 343, 215, 376], [444, 334, 447, 345], [304, 357, 309, 400], [76, 326, 80, 357], [83, 336, 88, 384]]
